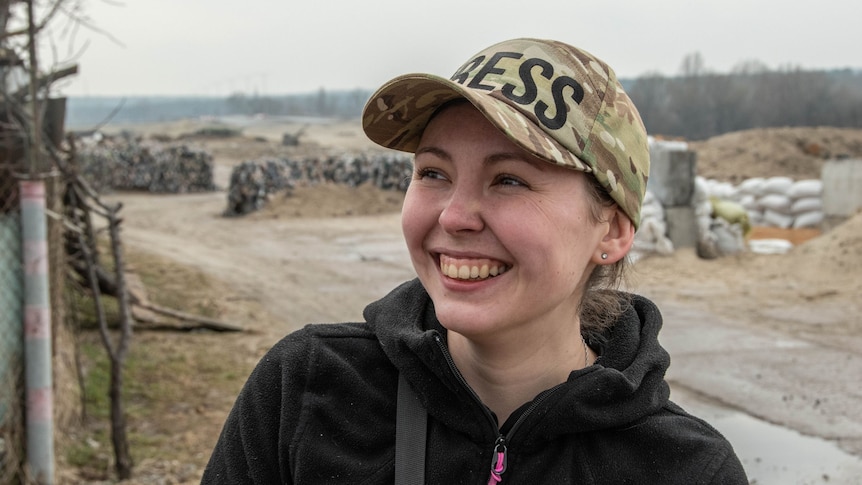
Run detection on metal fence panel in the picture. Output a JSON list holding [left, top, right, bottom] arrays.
[[0, 167, 24, 479]]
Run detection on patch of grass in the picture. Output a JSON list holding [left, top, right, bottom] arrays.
[[65, 428, 110, 469], [70, 329, 246, 471], [68, 287, 121, 331], [79, 341, 111, 420], [129, 250, 223, 319], [63, 243, 254, 477]]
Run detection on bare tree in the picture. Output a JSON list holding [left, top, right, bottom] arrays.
[[731, 59, 770, 75], [679, 51, 707, 78], [628, 72, 678, 136], [1, 0, 135, 480], [629, 51, 862, 140]]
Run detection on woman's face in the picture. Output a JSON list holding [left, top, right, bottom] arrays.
[[401, 102, 611, 342]]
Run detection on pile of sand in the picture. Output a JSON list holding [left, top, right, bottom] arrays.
[[690, 126, 862, 183], [249, 183, 405, 219], [790, 210, 862, 276]]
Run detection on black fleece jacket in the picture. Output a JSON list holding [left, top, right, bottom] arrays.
[[202, 279, 747, 484]]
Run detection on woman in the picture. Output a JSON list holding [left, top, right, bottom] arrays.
[[203, 38, 747, 484]]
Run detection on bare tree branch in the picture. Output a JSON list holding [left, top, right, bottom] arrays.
[[1, 0, 66, 40]]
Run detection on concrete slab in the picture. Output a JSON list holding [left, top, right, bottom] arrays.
[[647, 146, 697, 207], [822, 158, 862, 218]]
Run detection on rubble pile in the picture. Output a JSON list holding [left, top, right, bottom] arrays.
[[78, 136, 217, 193], [224, 159, 296, 216], [224, 153, 412, 216]]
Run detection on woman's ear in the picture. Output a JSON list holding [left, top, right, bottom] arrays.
[[594, 207, 635, 264]]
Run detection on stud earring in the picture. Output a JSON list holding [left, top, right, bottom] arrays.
[[601, 253, 608, 260]]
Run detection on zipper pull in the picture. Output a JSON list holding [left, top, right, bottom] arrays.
[[487, 436, 508, 484]]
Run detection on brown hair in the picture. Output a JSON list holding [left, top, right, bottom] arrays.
[[579, 174, 632, 339]]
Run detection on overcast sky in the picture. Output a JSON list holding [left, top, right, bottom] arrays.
[[41, 0, 862, 97]]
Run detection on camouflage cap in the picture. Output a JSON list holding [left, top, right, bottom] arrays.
[[362, 38, 650, 229]]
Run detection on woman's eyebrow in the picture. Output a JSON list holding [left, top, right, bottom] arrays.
[[415, 146, 546, 171], [485, 152, 547, 171], [415, 146, 450, 160]]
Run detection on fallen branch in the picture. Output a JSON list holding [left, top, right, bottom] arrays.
[[68, 258, 245, 333], [68, 255, 244, 332], [134, 302, 244, 333]]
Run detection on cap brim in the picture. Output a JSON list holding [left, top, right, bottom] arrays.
[[361, 73, 591, 173]]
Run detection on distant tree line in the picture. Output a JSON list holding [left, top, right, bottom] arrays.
[[66, 89, 374, 130], [224, 87, 371, 118], [627, 53, 862, 140], [67, 56, 862, 139]]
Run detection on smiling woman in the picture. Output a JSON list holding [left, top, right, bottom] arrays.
[[403, 102, 615, 365], [201, 38, 749, 484]]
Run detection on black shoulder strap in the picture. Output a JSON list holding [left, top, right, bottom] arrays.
[[395, 372, 428, 484]]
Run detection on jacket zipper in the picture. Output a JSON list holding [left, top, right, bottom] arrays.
[[432, 332, 564, 484]]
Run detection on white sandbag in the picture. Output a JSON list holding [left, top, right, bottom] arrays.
[[790, 197, 822, 214], [640, 203, 665, 222], [700, 178, 716, 196], [655, 235, 674, 255], [762, 176, 794, 195], [694, 200, 712, 218], [650, 139, 689, 152], [710, 181, 739, 201], [639, 218, 668, 243], [642, 190, 656, 206], [787, 179, 823, 199], [737, 177, 766, 196], [748, 238, 793, 255], [632, 239, 657, 253], [713, 223, 746, 255], [763, 209, 794, 228], [651, 219, 668, 240], [748, 210, 764, 226], [739, 194, 757, 210], [628, 249, 646, 265], [792, 210, 824, 228], [696, 214, 712, 237], [693, 177, 710, 204], [634, 217, 674, 257], [757, 193, 793, 213]]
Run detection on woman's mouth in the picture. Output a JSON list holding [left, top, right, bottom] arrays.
[[439, 254, 510, 281]]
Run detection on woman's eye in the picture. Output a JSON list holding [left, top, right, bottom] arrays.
[[415, 167, 446, 180], [496, 174, 527, 187]]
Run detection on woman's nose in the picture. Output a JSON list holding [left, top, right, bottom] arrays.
[[438, 184, 485, 233]]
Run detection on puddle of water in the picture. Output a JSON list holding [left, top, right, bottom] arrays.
[[717, 412, 862, 484], [674, 388, 862, 484]]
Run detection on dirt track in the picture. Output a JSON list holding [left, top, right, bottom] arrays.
[[104, 118, 862, 483]]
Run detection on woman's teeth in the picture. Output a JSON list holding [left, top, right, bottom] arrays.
[[440, 257, 509, 280]]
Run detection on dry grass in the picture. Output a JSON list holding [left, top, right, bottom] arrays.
[[57, 246, 262, 484]]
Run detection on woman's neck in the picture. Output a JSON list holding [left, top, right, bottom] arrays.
[[447, 325, 595, 426]]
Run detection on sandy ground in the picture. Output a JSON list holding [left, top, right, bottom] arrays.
[[95, 117, 862, 484]]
